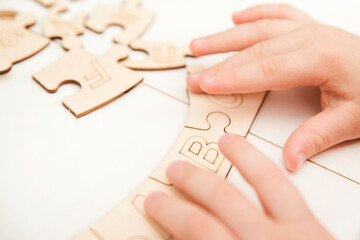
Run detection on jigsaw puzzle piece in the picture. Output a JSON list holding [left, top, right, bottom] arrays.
[[34, 0, 55, 7], [32, 45, 143, 118], [186, 65, 266, 136], [78, 178, 177, 240], [122, 40, 194, 70], [150, 112, 233, 185], [0, 11, 49, 74], [86, 4, 154, 45], [43, 2, 87, 50]]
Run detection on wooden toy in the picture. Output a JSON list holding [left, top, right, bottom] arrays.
[[32, 45, 143, 118], [122, 40, 194, 70], [73, 65, 265, 239], [43, 2, 87, 50], [34, 0, 55, 7], [0, 11, 49, 74], [86, 2, 154, 45]]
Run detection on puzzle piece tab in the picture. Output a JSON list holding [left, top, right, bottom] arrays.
[[86, 4, 154, 45], [0, 11, 49, 74], [43, 2, 87, 50], [32, 45, 143, 118], [122, 40, 194, 70]]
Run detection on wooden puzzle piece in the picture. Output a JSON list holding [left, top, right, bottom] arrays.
[[86, 4, 154, 45], [34, 0, 55, 7], [74, 178, 178, 240], [0, 11, 49, 74], [73, 65, 265, 239], [32, 45, 143, 118], [186, 65, 266, 136], [43, 2, 87, 50], [150, 112, 233, 185], [122, 40, 194, 70]]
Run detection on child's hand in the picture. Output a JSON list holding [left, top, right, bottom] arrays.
[[187, 4, 360, 172], [145, 135, 333, 240]]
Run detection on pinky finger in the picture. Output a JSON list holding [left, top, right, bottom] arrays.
[[233, 4, 312, 24], [145, 192, 236, 240]]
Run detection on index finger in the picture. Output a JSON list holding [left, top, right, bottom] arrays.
[[219, 134, 313, 221]]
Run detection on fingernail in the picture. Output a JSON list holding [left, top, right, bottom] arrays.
[[220, 134, 238, 145], [188, 72, 202, 80], [192, 37, 207, 46], [145, 191, 166, 212], [296, 152, 307, 170], [201, 74, 216, 85], [166, 161, 185, 181]]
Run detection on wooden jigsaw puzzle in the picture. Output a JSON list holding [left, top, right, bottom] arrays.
[[43, 2, 87, 50], [0, 10, 49, 74], [73, 66, 265, 239], [86, 1, 155, 45], [122, 40, 194, 70], [32, 45, 143, 118]]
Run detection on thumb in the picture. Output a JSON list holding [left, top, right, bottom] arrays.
[[283, 103, 360, 172]]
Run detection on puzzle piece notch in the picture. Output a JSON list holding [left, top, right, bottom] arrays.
[[86, 4, 154, 45], [0, 11, 49, 74], [32, 45, 142, 118], [122, 40, 194, 70], [43, 2, 87, 50], [34, 0, 55, 7]]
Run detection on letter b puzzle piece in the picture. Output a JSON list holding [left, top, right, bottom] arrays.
[[122, 40, 194, 70], [32, 45, 143, 118], [86, 4, 154, 45], [0, 11, 49, 74]]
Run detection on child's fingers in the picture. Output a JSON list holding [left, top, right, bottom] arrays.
[[283, 103, 360, 172], [219, 135, 312, 221], [190, 19, 303, 56], [187, 32, 304, 92], [233, 4, 313, 25], [145, 192, 236, 240], [196, 50, 323, 94], [166, 161, 266, 239]]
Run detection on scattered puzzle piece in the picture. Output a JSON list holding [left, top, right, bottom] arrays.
[[32, 45, 143, 118], [122, 40, 194, 70], [86, 4, 154, 45], [34, 0, 55, 7], [0, 11, 49, 74], [73, 65, 265, 239], [43, 2, 87, 50]]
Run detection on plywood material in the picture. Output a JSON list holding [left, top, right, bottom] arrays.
[[34, 0, 55, 7], [122, 40, 194, 70], [43, 2, 87, 50], [32, 45, 143, 118], [0, 11, 49, 74], [86, 3, 154, 45]]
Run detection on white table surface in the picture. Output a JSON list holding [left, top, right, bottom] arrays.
[[0, 0, 359, 239]]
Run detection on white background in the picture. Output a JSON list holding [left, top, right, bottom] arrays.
[[0, 0, 359, 239]]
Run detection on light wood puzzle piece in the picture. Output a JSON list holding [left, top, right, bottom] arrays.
[[122, 40, 194, 70], [34, 0, 55, 7], [86, 4, 154, 45], [0, 11, 49, 74], [73, 65, 265, 239], [32, 45, 143, 118], [43, 2, 87, 50], [123, 0, 143, 9], [74, 178, 179, 240]]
